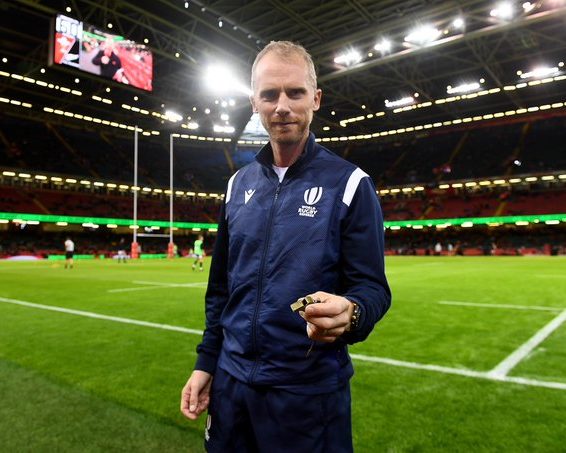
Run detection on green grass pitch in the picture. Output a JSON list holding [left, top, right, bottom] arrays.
[[1, 256, 565, 452]]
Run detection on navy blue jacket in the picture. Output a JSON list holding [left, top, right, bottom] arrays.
[[195, 133, 391, 394]]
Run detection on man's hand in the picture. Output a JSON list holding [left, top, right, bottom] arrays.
[[180, 370, 213, 420], [303, 291, 355, 342]]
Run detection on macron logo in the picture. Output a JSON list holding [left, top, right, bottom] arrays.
[[244, 189, 256, 204]]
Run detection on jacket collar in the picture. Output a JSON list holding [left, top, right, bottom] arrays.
[[255, 132, 318, 174]]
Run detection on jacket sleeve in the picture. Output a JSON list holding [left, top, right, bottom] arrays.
[[194, 201, 229, 374], [91, 50, 103, 66], [339, 174, 391, 344]]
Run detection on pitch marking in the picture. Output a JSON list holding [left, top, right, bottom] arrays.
[[1, 296, 565, 392], [108, 281, 207, 293], [439, 301, 564, 312], [487, 309, 566, 378], [0, 296, 203, 335]]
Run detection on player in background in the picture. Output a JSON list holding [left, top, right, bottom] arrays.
[[192, 234, 204, 271], [64, 237, 74, 269], [117, 237, 127, 263]]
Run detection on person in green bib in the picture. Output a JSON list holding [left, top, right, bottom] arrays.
[[192, 234, 204, 271]]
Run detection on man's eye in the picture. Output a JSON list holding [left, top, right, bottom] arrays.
[[261, 92, 277, 100], [288, 90, 305, 98]]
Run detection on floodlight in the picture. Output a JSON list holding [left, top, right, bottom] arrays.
[[204, 64, 252, 96], [333, 49, 362, 66], [490, 2, 514, 19], [446, 81, 481, 94], [374, 39, 391, 53], [522, 2, 535, 12], [187, 122, 199, 130], [214, 125, 235, 133], [385, 96, 415, 108], [520, 66, 559, 79], [404, 25, 441, 45], [220, 113, 229, 121], [452, 17, 465, 29], [164, 110, 182, 122]]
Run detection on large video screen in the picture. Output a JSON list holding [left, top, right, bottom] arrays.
[[52, 14, 153, 92]]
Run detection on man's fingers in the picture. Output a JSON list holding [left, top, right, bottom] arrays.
[[180, 384, 193, 418], [304, 294, 349, 318], [306, 322, 341, 342], [188, 381, 200, 414], [180, 372, 212, 421]]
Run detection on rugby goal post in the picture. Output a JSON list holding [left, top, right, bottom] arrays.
[[131, 129, 175, 258]]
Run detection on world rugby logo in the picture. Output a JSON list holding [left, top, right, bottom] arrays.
[[303, 187, 323, 205], [299, 187, 323, 217]]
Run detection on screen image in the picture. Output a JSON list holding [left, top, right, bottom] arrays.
[[53, 14, 153, 92]]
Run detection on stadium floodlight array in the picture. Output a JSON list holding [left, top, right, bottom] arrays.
[[3, 170, 565, 198], [1, 212, 564, 231], [204, 64, 251, 96], [334, 49, 363, 66], [373, 39, 392, 54], [0, 96, 32, 109], [213, 124, 235, 133], [446, 80, 483, 94], [333, 69, 566, 128], [3, 74, 565, 146], [385, 96, 416, 108], [404, 25, 442, 46], [0, 70, 82, 96], [328, 0, 547, 76], [0, 170, 227, 199], [92, 95, 112, 104], [314, 99, 566, 145], [519, 65, 561, 79], [378, 173, 566, 197]]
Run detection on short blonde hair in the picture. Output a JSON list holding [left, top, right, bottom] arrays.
[[251, 41, 317, 93]]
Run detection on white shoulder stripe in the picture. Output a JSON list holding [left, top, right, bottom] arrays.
[[225, 170, 240, 204], [342, 168, 369, 207]]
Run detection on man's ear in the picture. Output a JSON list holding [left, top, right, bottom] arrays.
[[250, 95, 258, 113], [313, 88, 322, 112]]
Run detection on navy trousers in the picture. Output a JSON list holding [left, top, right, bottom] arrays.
[[204, 368, 353, 453]]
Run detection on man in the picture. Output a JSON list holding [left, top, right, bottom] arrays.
[[116, 237, 127, 263], [91, 39, 124, 81], [181, 41, 391, 452], [64, 237, 74, 269], [192, 234, 204, 271]]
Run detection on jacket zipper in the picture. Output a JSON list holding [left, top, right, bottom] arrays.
[[249, 181, 282, 383]]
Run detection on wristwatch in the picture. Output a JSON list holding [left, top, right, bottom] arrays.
[[348, 302, 361, 331]]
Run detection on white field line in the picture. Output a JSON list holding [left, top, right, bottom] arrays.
[[2, 296, 566, 392], [439, 301, 564, 312], [108, 281, 207, 293], [487, 309, 566, 379], [351, 354, 566, 391], [0, 296, 203, 335]]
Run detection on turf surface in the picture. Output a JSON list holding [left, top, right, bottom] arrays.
[[1, 256, 565, 451]]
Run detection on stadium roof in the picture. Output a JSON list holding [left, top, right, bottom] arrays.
[[1, 0, 566, 143]]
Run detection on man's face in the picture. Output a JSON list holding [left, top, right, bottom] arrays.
[[251, 52, 321, 148]]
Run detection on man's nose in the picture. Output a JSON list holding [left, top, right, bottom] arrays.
[[275, 93, 291, 116]]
